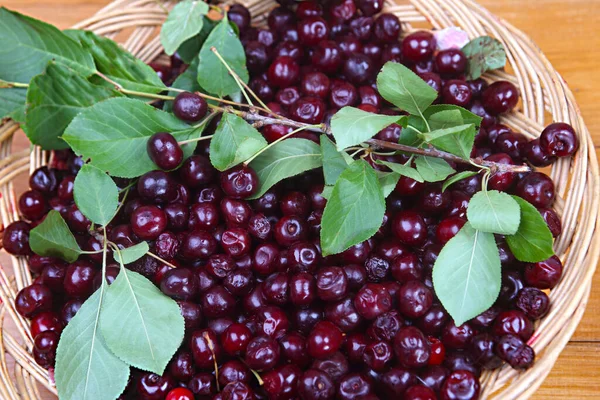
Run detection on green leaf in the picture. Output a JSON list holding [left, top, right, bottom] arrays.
[[73, 164, 119, 226], [506, 196, 554, 262], [160, 0, 209, 56], [442, 171, 479, 192], [321, 185, 334, 200], [63, 97, 201, 178], [55, 289, 130, 400], [467, 190, 521, 235], [376, 62, 438, 116], [198, 16, 249, 98], [25, 62, 121, 150], [320, 160, 385, 256], [0, 8, 95, 117], [66, 30, 165, 94], [321, 135, 349, 185], [0, 87, 26, 120], [425, 105, 482, 128], [330, 106, 405, 150], [415, 156, 455, 182], [426, 109, 463, 130], [422, 124, 476, 160], [462, 36, 507, 80], [29, 210, 82, 263], [248, 138, 322, 200], [119, 242, 150, 264], [376, 171, 401, 198], [176, 17, 215, 64], [433, 222, 502, 326], [101, 266, 185, 375], [209, 113, 268, 171], [375, 160, 424, 183]]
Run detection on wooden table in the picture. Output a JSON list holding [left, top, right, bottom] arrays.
[[2, 0, 599, 398]]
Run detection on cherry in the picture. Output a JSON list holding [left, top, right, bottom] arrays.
[[165, 387, 194, 400], [316, 266, 348, 301], [228, 3, 251, 32], [280, 331, 310, 367], [398, 280, 433, 319], [338, 373, 373, 400], [515, 172, 555, 208], [392, 210, 428, 247], [495, 132, 527, 160], [540, 122, 579, 157], [268, 7, 296, 32], [436, 217, 466, 244], [173, 92, 208, 122], [354, 283, 392, 320], [137, 170, 177, 204], [493, 310, 534, 341], [178, 301, 203, 333], [524, 255, 563, 289], [245, 335, 280, 371], [440, 370, 480, 400], [495, 334, 535, 369], [245, 41, 270, 74], [523, 138, 557, 167], [3, 221, 32, 256], [131, 205, 167, 240], [219, 360, 250, 387], [180, 229, 217, 260], [329, 0, 357, 21], [190, 329, 221, 369], [405, 385, 437, 400], [268, 56, 301, 87], [168, 352, 195, 382], [290, 96, 326, 124], [221, 228, 252, 259], [307, 321, 343, 359], [343, 53, 376, 85], [482, 81, 519, 115], [363, 340, 393, 371], [442, 321, 474, 350], [402, 31, 436, 63], [301, 72, 331, 99], [160, 268, 198, 301], [220, 165, 258, 199], [298, 369, 335, 400], [274, 215, 307, 246], [64, 261, 96, 298], [34, 331, 59, 358], [469, 333, 501, 369], [29, 166, 57, 194], [329, 80, 358, 108], [263, 273, 290, 306], [419, 72, 443, 94], [442, 80, 473, 107], [435, 49, 467, 76], [263, 364, 302, 400], [325, 296, 363, 332], [312, 40, 343, 74], [179, 155, 215, 188], [498, 270, 524, 306], [137, 373, 174, 400], [30, 311, 63, 338], [200, 285, 235, 318], [485, 153, 515, 191], [147, 132, 183, 170], [297, 2, 323, 19], [65, 205, 91, 233], [18, 190, 47, 221], [373, 13, 401, 43], [15, 284, 53, 318], [189, 373, 216, 398], [516, 287, 550, 320], [299, 16, 330, 46]]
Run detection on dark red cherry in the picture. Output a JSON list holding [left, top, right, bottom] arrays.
[[137, 170, 177, 204], [29, 167, 57, 194], [493, 310, 534, 341], [343, 53, 376, 85], [307, 321, 343, 359], [394, 326, 430, 368], [160, 268, 198, 301], [200, 285, 235, 319], [442, 80, 473, 107], [495, 334, 535, 370], [482, 81, 519, 115], [147, 132, 183, 170], [403, 31, 436, 63], [397, 280, 433, 319], [30, 311, 63, 337], [15, 284, 53, 318], [220, 165, 258, 200], [524, 255, 563, 289], [268, 56, 301, 88], [245, 335, 280, 371], [540, 122, 579, 157], [298, 369, 335, 400], [64, 261, 96, 298], [290, 96, 326, 124], [435, 49, 467, 76], [515, 172, 555, 208], [299, 16, 330, 46], [523, 138, 557, 167], [173, 92, 208, 122], [179, 155, 215, 188], [131, 205, 167, 240], [18, 190, 48, 221], [373, 13, 401, 43], [2, 221, 32, 256], [440, 370, 480, 400], [354, 283, 392, 320], [392, 211, 428, 247]]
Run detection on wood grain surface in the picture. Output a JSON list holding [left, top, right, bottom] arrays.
[[1, 0, 599, 398]]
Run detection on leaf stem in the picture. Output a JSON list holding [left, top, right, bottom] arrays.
[[95, 71, 175, 101], [0, 79, 29, 89], [178, 134, 213, 145]]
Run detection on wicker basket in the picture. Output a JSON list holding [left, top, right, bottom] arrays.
[[0, 0, 598, 398]]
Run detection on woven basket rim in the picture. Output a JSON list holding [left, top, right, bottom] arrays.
[[0, 0, 598, 399]]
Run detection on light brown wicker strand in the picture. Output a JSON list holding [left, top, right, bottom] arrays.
[[0, 1, 598, 399]]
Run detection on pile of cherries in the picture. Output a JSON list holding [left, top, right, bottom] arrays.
[[2, 0, 580, 399]]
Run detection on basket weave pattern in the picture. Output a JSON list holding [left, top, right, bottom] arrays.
[[0, 0, 598, 398]]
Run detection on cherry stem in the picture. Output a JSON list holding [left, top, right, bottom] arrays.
[[203, 332, 221, 392], [145, 252, 177, 269], [244, 124, 318, 166], [178, 134, 213, 146], [95, 71, 176, 101], [249, 367, 264, 386], [0, 79, 29, 89]]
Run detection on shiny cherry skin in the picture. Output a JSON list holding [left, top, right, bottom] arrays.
[[3, 221, 32, 256], [392, 210, 428, 247], [173, 92, 208, 122], [435, 49, 467, 76], [64, 261, 96, 298], [485, 153, 515, 191], [245, 335, 280, 371], [268, 56, 301, 88], [397, 280, 433, 319], [301, 72, 331, 99], [523, 138, 557, 167], [515, 172, 555, 208], [524, 255, 563, 289], [290, 96, 326, 124], [354, 283, 392, 320], [402, 31, 436, 63], [168, 351, 195, 382], [30, 311, 63, 338], [165, 387, 194, 400], [329, 80, 358, 109], [18, 190, 47, 221], [229, 3, 251, 33], [200, 285, 235, 318], [29, 166, 57, 194], [147, 132, 183, 170], [274, 215, 307, 246], [137, 373, 174, 400], [373, 13, 401, 43], [436, 217, 466, 244], [493, 310, 534, 341], [160, 268, 198, 301], [405, 385, 437, 400], [299, 16, 329, 46], [482, 81, 519, 115], [316, 266, 348, 301], [496, 334, 535, 369], [220, 165, 258, 199], [343, 53, 376, 85], [15, 284, 53, 318], [312, 41, 343, 74], [298, 369, 335, 400], [442, 80, 473, 107], [338, 373, 373, 400], [307, 321, 344, 359], [296, 2, 323, 18], [440, 370, 480, 400], [356, 0, 384, 16], [394, 326, 431, 368], [179, 155, 215, 188], [137, 170, 177, 204], [495, 132, 527, 160], [363, 340, 394, 371], [131, 205, 167, 240], [540, 122, 579, 157]]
